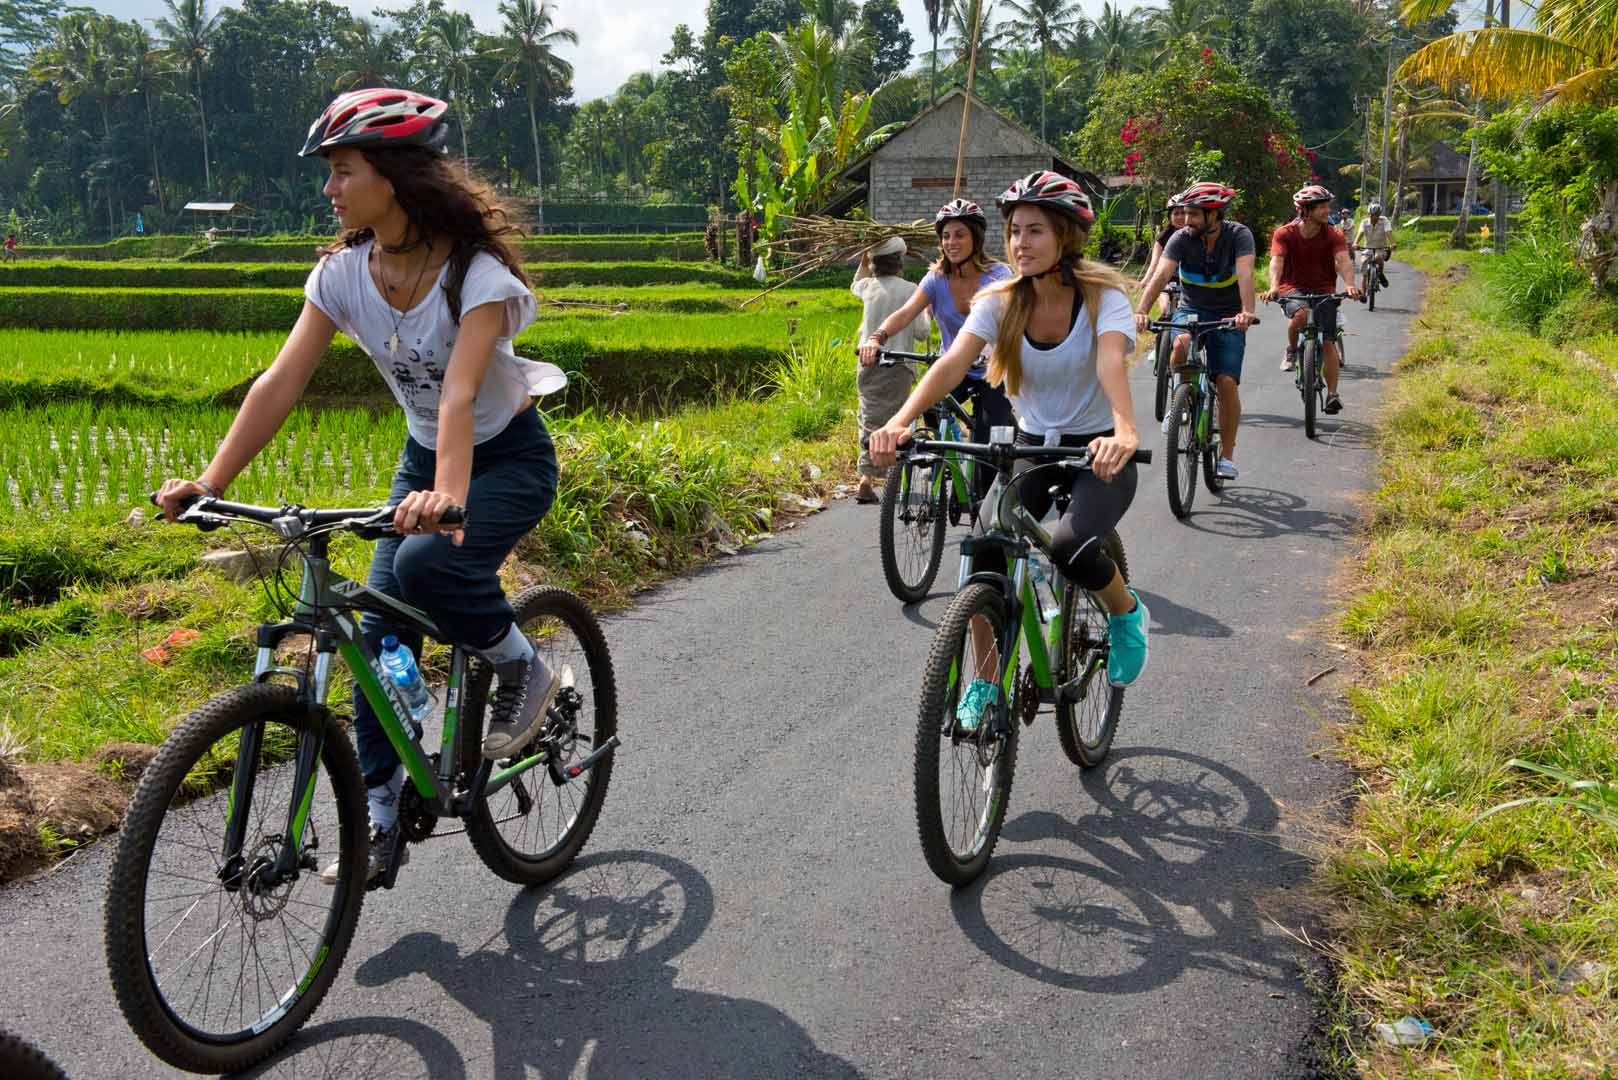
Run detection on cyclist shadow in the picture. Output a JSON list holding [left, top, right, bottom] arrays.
[[232, 1015, 469, 1079], [1178, 484, 1359, 541], [1132, 588, 1231, 639], [949, 747, 1309, 997], [1239, 411, 1376, 450], [340, 849, 861, 1080]]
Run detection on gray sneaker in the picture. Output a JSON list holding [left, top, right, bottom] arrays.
[[482, 647, 561, 760], [321, 823, 406, 886]]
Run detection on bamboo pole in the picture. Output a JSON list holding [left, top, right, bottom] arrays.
[[953, 0, 985, 197]]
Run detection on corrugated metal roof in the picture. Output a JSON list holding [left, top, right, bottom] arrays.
[[183, 201, 253, 212]]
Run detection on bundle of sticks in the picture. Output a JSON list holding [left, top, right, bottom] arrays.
[[742, 215, 938, 307]]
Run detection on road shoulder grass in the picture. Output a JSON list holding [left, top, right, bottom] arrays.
[[1318, 236, 1618, 1077]]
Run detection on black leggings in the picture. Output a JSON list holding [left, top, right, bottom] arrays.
[[971, 430, 1136, 592], [948, 373, 1015, 502]]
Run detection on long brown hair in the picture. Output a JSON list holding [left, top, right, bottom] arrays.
[[982, 206, 1131, 397], [930, 218, 996, 278], [318, 146, 529, 323]]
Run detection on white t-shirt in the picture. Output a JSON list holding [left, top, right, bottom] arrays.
[[852, 273, 930, 353], [304, 240, 565, 448], [1354, 217, 1393, 249], [960, 285, 1136, 437]]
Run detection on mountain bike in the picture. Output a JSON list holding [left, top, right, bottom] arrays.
[[871, 349, 990, 603], [900, 431, 1150, 885], [1151, 281, 1182, 422], [1272, 291, 1352, 440], [1357, 246, 1390, 311], [104, 495, 619, 1075], [1149, 314, 1256, 519]]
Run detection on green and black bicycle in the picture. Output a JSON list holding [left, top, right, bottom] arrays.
[[1149, 314, 1257, 519], [1150, 281, 1183, 422], [1274, 290, 1352, 440], [104, 495, 618, 1075], [899, 431, 1149, 886], [872, 349, 992, 603]]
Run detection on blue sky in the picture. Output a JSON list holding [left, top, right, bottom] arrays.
[[98, 0, 983, 102]]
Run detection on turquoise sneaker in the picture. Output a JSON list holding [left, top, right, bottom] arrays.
[[955, 677, 1000, 733], [1106, 589, 1150, 688]]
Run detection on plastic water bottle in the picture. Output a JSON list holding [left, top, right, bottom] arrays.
[[1027, 557, 1061, 622], [379, 635, 432, 732]]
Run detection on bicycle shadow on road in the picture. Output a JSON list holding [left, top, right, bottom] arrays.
[[1177, 483, 1361, 541], [1236, 411, 1377, 451], [948, 748, 1309, 997], [233, 1015, 469, 1079], [324, 849, 863, 1080], [1132, 588, 1232, 638]]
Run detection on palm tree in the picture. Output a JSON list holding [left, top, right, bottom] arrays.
[[154, 0, 221, 195], [924, 0, 945, 101], [112, 20, 177, 213], [320, 18, 399, 92], [772, 18, 864, 121], [31, 12, 119, 138], [1140, 0, 1229, 67], [416, 10, 477, 172], [1085, 3, 1140, 77], [1000, 0, 1083, 141], [945, 0, 1008, 83], [489, 0, 577, 230]]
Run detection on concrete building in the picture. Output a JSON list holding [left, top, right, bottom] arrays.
[[824, 88, 1101, 257]]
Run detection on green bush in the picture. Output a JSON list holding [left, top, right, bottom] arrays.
[[539, 202, 705, 226], [0, 261, 311, 288], [1484, 231, 1587, 331], [177, 234, 709, 263], [0, 287, 307, 331]]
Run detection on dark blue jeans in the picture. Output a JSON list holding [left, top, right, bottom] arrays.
[[354, 406, 557, 786]]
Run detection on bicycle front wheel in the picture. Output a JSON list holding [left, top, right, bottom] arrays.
[[879, 457, 948, 603], [461, 586, 618, 886], [105, 684, 367, 1075], [1164, 381, 1198, 519], [1055, 532, 1128, 768], [1302, 340, 1319, 439], [0, 1028, 68, 1080], [914, 582, 1019, 886], [1152, 331, 1172, 422], [1366, 269, 1378, 311]]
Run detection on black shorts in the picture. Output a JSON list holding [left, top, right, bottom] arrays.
[[1280, 295, 1339, 342]]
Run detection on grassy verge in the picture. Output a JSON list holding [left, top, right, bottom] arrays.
[[1317, 230, 1618, 1076]]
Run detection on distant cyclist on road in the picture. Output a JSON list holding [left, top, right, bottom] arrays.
[[870, 170, 1151, 729], [1262, 184, 1362, 415], [858, 199, 1015, 504], [1133, 180, 1257, 480], [1352, 203, 1394, 288]]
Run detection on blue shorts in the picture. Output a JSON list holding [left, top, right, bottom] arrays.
[[1172, 305, 1247, 384]]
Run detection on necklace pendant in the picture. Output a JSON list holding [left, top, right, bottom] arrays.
[[387, 332, 400, 355]]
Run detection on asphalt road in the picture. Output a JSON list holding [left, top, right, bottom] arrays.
[[0, 266, 1422, 1079]]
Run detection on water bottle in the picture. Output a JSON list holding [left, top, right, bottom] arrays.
[[379, 635, 432, 733], [1027, 556, 1061, 622]]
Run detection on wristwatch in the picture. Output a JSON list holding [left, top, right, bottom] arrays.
[[872, 328, 890, 345]]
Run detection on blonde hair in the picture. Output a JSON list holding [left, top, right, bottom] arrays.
[[982, 207, 1131, 398], [930, 218, 996, 278]]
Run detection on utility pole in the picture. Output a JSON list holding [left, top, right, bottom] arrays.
[[1358, 95, 1373, 208], [1378, 36, 1395, 207], [1493, 0, 1510, 252]]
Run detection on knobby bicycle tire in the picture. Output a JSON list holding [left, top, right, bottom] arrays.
[[1366, 267, 1378, 312], [914, 583, 1019, 886], [879, 457, 948, 604], [1055, 531, 1128, 768], [105, 684, 367, 1075], [460, 586, 617, 886], [1201, 383, 1225, 495], [1302, 340, 1319, 439], [1164, 381, 1199, 519], [0, 1028, 69, 1080], [1152, 330, 1173, 422]]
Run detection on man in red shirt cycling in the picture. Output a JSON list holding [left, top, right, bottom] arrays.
[[1261, 184, 1361, 415]]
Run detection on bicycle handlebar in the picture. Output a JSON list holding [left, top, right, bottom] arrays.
[[150, 493, 467, 538], [1144, 316, 1259, 334], [867, 348, 939, 364], [1270, 290, 1359, 304], [907, 436, 1152, 467]]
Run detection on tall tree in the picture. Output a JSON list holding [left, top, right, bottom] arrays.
[[416, 9, 476, 170], [31, 11, 120, 138], [1001, 0, 1083, 140], [1085, 2, 1140, 77], [858, 0, 914, 85], [112, 20, 176, 213], [1140, 0, 1229, 67], [319, 17, 400, 91], [490, 0, 578, 229], [154, 0, 222, 194]]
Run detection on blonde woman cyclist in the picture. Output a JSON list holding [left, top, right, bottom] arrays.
[[870, 171, 1150, 730]]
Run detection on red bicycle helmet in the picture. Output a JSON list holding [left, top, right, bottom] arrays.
[[300, 88, 449, 158], [934, 198, 987, 232], [996, 170, 1095, 224], [1178, 181, 1236, 211], [1292, 183, 1334, 210]]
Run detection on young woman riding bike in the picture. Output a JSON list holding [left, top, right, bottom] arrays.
[[858, 198, 1015, 503], [869, 170, 1150, 726], [156, 87, 567, 882]]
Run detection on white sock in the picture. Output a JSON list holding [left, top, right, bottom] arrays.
[[480, 623, 535, 667], [368, 765, 404, 831]]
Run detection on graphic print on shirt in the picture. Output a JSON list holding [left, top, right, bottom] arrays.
[[385, 336, 452, 420]]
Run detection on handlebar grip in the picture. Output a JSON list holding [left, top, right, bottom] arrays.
[[1133, 449, 1153, 464]]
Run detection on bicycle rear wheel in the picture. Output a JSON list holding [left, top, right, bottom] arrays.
[[914, 582, 1018, 886], [0, 1028, 68, 1080], [461, 586, 617, 886], [879, 457, 948, 603], [1055, 532, 1128, 768], [1164, 381, 1198, 519], [105, 684, 366, 1075], [1152, 331, 1172, 422], [1201, 386, 1225, 494], [1302, 340, 1319, 439], [1366, 268, 1378, 311]]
